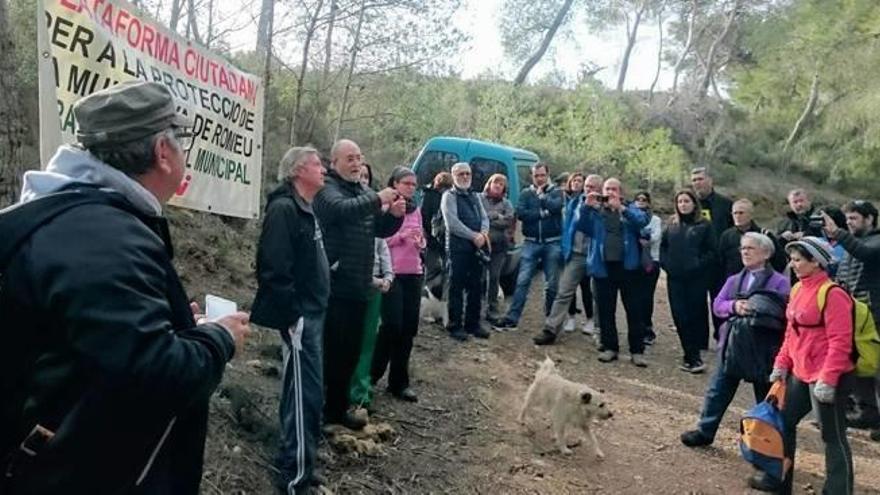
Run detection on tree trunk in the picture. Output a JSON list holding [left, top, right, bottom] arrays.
[[784, 71, 820, 152], [256, 0, 275, 52], [513, 0, 575, 86], [261, 0, 275, 188], [290, 0, 325, 145], [206, 0, 215, 48], [334, 0, 366, 142], [304, 0, 338, 143], [667, 0, 697, 107], [698, 0, 740, 99], [170, 0, 182, 32], [648, 8, 664, 102], [0, 0, 26, 207], [616, 2, 647, 92], [187, 0, 203, 44]]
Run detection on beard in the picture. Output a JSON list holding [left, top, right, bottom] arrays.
[[454, 178, 472, 190]]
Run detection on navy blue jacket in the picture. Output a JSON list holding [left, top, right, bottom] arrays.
[[575, 201, 648, 277], [517, 184, 564, 242]]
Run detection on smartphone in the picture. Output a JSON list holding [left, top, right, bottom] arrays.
[[206, 294, 237, 320]]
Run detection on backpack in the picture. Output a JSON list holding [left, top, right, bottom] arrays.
[[739, 381, 791, 483], [790, 280, 880, 378]]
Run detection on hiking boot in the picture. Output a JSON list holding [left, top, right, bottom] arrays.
[[533, 330, 557, 346], [747, 473, 782, 492], [871, 428, 880, 442], [597, 350, 618, 363], [327, 410, 367, 431], [469, 326, 491, 339], [846, 410, 880, 430], [630, 353, 648, 368], [563, 316, 576, 332], [680, 429, 713, 447], [391, 388, 419, 403], [450, 330, 470, 342], [493, 318, 517, 331]]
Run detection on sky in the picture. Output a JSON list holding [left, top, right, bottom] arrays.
[[217, 0, 671, 91]]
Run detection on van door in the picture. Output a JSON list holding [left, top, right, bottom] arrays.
[[469, 157, 507, 193]]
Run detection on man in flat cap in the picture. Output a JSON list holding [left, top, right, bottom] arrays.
[[0, 81, 250, 494]]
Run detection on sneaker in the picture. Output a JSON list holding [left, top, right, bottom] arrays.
[[327, 410, 367, 431], [680, 430, 712, 447], [870, 428, 880, 442], [533, 330, 557, 346], [630, 353, 648, 368], [581, 318, 596, 335], [450, 330, 469, 342], [679, 360, 706, 374], [597, 350, 618, 363], [643, 330, 656, 346], [391, 388, 419, 402], [563, 317, 576, 332], [493, 318, 518, 331], [846, 411, 880, 430]]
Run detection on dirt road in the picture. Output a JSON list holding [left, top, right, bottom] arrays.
[[203, 276, 880, 494]]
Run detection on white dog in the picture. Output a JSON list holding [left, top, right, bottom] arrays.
[[419, 287, 448, 327], [518, 357, 612, 458]]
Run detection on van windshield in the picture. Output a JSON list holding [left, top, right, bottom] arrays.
[[469, 157, 506, 192]]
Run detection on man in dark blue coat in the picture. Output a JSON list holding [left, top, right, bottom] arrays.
[[495, 163, 563, 330]]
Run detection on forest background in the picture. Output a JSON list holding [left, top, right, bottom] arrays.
[[2, 0, 879, 212]]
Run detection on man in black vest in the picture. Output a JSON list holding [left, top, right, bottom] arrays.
[[313, 139, 404, 431], [441, 162, 490, 341], [0, 81, 250, 494]]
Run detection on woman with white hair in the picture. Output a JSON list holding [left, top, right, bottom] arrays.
[[681, 232, 790, 448]]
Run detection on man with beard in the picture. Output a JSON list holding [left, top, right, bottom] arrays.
[[313, 140, 404, 430]]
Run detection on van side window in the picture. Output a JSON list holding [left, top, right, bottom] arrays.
[[415, 151, 459, 187], [469, 157, 506, 192], [517, 164, 534, 191]]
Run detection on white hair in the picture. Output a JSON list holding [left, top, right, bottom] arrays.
[[742, 232, 776, 257], [451, 162, 471, 175], [278, 146, 319, 182]]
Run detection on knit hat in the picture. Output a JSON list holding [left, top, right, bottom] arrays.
[[785, 236, 835, 268]]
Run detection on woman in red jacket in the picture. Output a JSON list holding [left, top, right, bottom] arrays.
[[753, 237, 854, 494]]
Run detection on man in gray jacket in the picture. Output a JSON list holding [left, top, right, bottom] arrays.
[[823, 200, 880, 434], [442, 162, 490, 341]]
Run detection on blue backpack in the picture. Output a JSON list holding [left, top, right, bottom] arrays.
[[739, 381, 791, 483]]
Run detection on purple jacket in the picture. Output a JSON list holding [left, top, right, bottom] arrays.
[[713, 266, 791, 350]]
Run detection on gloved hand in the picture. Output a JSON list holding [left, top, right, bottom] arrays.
[[768, 368, 788, 383], [813, 381, 836, 404]]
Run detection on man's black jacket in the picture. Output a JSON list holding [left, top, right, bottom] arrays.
[[0, 190, 235, 494], [718, 222, 787, 276], [251, 182, 330, 331], [698, 190, 733, 241], [313, 169, 403, 301]]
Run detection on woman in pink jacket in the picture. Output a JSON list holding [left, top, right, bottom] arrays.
[[753, 237, 854, 494], [370, 167, 425, 402]]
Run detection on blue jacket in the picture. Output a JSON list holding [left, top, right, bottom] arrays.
[[576, 201, 648, 278], [517, 184, 564, 242]]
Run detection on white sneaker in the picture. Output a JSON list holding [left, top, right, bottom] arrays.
[[582, 318, 596, 335], [563, 317, 576, 332]]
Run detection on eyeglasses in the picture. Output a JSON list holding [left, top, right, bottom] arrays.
[[739, 246, 758, 252], [635, 197, 649, 202], [455, 172, 471, 177], [172, 127, 194, 152]]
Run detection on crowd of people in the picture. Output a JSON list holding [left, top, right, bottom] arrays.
[[2, 81, 879, 494]]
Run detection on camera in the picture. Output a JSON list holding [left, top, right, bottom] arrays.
[[809, 211, 825, 230], [475, 246, 491, 265], [598, 195, 609, 203]]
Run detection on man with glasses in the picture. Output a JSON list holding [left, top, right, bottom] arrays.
[[441, 162, 490, 341], [494, 163, 564, 331], [822, 200, 880, 435], [0, 81, 250, 493]]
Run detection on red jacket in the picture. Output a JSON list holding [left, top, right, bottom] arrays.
[[774, 271, 854, 386]]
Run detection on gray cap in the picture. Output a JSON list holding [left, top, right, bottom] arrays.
[[785, 236, 835, 268], [74, 81, 193, 147]]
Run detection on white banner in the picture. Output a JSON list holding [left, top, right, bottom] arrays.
[[37, 0, 264, 219]]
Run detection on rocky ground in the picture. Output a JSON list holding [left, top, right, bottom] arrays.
[[198, 266, 880, 494]]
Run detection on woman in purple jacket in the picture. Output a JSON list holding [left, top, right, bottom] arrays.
[[681, 232, 790, 447]]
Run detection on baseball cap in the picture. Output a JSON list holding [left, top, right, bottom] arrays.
[[74, 81, 194, 147]]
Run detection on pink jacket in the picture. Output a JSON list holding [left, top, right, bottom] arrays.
[[386, 208, 424, 275], [774, 272, 854, 386]]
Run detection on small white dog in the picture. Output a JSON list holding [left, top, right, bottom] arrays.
[[419, 287, 448, 327], [518, 357, 612, 458]]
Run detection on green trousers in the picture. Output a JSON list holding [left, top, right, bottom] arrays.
[[349, 290, 382, 407]]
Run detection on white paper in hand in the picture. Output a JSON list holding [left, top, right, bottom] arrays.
[[205, 294, 237, 320]]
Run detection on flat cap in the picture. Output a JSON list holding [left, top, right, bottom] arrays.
[[74, 81, 193, 147]]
